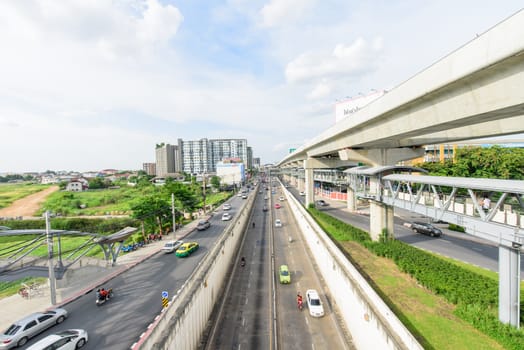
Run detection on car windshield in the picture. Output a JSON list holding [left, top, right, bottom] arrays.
[[179, 246, 187, 251], [281, 270, 289, 276], [4, 324, 21, 335]]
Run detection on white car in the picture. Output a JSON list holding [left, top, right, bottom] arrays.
[[26, 329, 88, 350], [223, 203, 232, 210], [306, 289, 325, 317], [162, 240, 184, 254], [275, 219, 282, 227], [299, 191, 306, 196], [222, 212, 232, 221], [0, 309, 68, 349], [279, 196, 285, 201]]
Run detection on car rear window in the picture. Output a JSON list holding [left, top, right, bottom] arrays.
[[310, 298, 321, 306], [4, 324, 21, 335]]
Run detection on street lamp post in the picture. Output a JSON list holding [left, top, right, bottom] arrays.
[[45, 211, 57, 305], [171, 193, 176, 235], [202, 173, 207, 214]]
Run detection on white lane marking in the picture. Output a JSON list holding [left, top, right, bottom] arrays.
[[245, 297, 249, 305]]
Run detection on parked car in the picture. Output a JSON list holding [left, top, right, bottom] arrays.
[[306, 289, 324, 317], [0, 309, 68, 349], [299, 191, 306, 196], [222, 212, 232, 221], [274, 203, 281, 209], [275, 219, 282, 227], [162, 240, 184, 254], [223, 203, 232, 211], [279, 265, 291, 284], [316, 200, 328, 206], [411, 222, 442, 237], [196, 220, 211, 231], [175, 242, 199, 257], [26, 329, 88, 350], [279, 196, 285, 201]]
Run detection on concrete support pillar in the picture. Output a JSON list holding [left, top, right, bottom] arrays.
[[298, 178, 304, 191], [347, 187, 357, 212], [499, 245, 521, 327], [305, 167, 314, 207], [369, 201, 394, 241], [369, 176, 380, 197]]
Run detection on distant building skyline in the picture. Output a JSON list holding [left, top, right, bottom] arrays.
[[154, 138, 253, 176]]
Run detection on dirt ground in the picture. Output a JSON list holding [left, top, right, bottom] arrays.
[[0, 185, 60, 218]]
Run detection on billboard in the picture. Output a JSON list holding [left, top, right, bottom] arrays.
[[335, 90, 386, 123], [216, 162, 245, 185]]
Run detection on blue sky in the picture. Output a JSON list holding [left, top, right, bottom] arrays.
[[0, 0, 522, 173]]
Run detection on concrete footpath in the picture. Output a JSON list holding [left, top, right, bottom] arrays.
[[0, 218, 206, 331]]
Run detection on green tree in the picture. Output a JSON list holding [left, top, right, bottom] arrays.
[[131, 194, 171, 238], [415, 146, 524, 180], [88, 177, 106, 189], [210, 176, 221, 189]]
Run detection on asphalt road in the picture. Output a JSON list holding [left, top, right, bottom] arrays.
[[205, 185, 352, 349], [17, 196, 249, 350]]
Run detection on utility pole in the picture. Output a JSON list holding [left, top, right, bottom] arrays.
[[171, 193, 176, 235], [202, 173, 207, 214], [45, 211, 57, 305]]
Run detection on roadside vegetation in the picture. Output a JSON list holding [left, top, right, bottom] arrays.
[[308, 207, 524, 350]]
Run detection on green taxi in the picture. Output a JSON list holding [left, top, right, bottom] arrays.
[[279, 265, 291, 284], [176, 242, 199, 257]]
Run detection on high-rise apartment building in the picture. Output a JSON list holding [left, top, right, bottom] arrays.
[[209, 139, 248, 171], [179, 138, 211, 174], [155, 143, 181, 177], [142, 162, 156, 176], [247, 146, 253, 169]]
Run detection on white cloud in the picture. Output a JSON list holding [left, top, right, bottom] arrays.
[[308, 81, 331, 99], [285, 37, 383, 84], [259, 0, 316, 27]]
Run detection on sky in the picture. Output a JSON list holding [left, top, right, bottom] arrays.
[[0, 1, 522, 173]]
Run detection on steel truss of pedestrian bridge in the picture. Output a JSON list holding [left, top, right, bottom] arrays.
[[0, 226, 137, 274], [353, 170, 524, 327]]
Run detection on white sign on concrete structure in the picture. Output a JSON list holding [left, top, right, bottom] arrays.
[[334, 90, 386, 123]]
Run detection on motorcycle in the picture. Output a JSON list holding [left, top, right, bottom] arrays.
[[240, 258, 246, 267], [96, 288, 113, 306], [297, 298, 303, 311]]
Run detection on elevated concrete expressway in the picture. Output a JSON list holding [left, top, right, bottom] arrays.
[[278, 9, 524, 206]]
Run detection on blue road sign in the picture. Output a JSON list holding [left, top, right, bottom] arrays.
[[162, 291, 168, 298]]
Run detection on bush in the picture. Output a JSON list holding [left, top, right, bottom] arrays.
[[448, 223, 466, 232]]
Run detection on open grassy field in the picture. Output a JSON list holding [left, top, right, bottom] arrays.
[[0, 183, 52, 209]]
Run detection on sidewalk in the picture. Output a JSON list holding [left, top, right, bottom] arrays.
[[0, 218, 205, 331]]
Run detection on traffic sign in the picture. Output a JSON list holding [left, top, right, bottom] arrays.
[[161, 290, 168, 298]]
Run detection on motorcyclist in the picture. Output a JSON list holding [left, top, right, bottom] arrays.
[[297, 292, 303, 309], [241, 256, 246, 266], [100, 288, 109, 300]]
